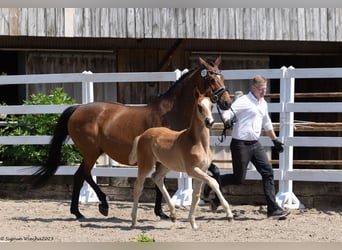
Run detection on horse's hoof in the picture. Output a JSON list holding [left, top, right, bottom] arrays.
[[227, 217, 234, 222], [170, 215, 176, 223], [71, 210, 85, 220], [99, 204, 109, 216], [155, 209, 170, 220]]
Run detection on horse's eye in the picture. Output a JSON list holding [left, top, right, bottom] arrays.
[[197, 105, 203, 113]]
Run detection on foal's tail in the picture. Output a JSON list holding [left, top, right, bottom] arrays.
[[29, 105, 79, 188], [129, 135, 141, 165]]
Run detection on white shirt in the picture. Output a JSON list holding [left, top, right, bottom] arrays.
[[221, 91, 273, 141]]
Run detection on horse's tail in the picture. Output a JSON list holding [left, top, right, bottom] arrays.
[[129, 135, 141, 165], [29, 105, 79, 188]]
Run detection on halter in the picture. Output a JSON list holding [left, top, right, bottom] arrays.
[[200, 69, 226, 103]]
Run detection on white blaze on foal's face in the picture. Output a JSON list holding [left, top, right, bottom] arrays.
[[200, 97, 214, 125]]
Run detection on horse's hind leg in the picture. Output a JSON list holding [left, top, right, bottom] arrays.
[[151, 165, 175, 222], [84, 174, 108, 216], [70, 163, 87, 219]]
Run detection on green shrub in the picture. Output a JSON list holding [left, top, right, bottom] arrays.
[[134, 232, 155, 242], [0, 88, 82, 166]]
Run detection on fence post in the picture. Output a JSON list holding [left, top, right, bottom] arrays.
[[276, 66, 304, 209], [170, 68, 193, 207], [79, 71, 99, 203]]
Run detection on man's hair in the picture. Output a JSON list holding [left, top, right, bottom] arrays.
[[252, 75, 267, 85]]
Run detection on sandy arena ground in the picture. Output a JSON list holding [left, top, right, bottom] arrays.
[[0, 199, 341, 242]]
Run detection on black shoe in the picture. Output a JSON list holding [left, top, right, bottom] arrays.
[[210, 199, 220, 212], [267, 207, 290, 219], [154, 209, 170, 220]]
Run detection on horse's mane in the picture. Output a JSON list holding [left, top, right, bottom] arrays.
[[149, 66, 199, 104]]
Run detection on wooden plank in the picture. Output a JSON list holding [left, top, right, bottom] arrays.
[[116, 8, 127, 38], [0, 8, 9, 35], [9, 8, 19, 36], [194, 8, 203, 38], [208, 8, 219, 38], [289, 8, 298, 40], [319, 8, 328, 41], [265, 8, 275, 40], [257, 8, 266, 40], [297, 8, 306, 40], [37, 8, 45, 36], [27, 8, 37, 36], [281, 8, 290, 40], [46, 8, 56, 36], [18, 8, 28, 35], [243, 8, 251, 39], [274, 8, 282, 40], [176, 8, 186, 38], [152, 8, 161, 38], [312, 8, 321, 40], [327, 8, 336, 41], [100, 8, 109, 37], [335, 8, 342, 41], [143, 8, 153, 38], [55, 8, 64, 36], [134, 8, 144, 38], [184, 8, 194, 38]]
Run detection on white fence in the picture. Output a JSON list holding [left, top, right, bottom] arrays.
[[0, 68, 342, 209]]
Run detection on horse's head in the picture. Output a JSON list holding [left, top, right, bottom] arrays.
[[195, 91, 215, 129], [198, 57, 232, 110]]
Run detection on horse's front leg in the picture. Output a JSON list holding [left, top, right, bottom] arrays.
[[188, 179, 202, 229], [204, 175, 234, 222], [189, 166, 234, 222]]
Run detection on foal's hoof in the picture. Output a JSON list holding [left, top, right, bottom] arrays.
[[155, 209, 170, 220], [227, 216, 234, 222], [99, 203, 109, 216], [170, 215, 176, 223]]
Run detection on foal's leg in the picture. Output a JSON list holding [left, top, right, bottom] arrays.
[[189, 167, 234, 222], [188, 179, 203, 229], [131, 171, 147, 227], [151, 165, 176, 222]]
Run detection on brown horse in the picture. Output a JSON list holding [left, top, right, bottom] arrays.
[[30, 57, 232, 219], [129, 92, 234, 229]]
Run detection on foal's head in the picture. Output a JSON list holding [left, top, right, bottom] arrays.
[[198, 57, 232, 110], [195, 94, 215, 129]]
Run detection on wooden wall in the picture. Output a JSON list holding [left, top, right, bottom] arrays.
[[1, 8, 342, 41]]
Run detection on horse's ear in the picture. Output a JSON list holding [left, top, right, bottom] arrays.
[[193, 87, 201, 99], [214, 56, 222, 66], [199, 57, 209, 68]]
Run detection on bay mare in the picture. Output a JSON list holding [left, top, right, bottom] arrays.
[[29, 57, 232, 219], [129, 93, 234, 229]]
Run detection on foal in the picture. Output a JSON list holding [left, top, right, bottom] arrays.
[[129, 92, 234, 229]]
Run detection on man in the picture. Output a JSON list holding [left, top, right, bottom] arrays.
[[207, 75, 290, 219]]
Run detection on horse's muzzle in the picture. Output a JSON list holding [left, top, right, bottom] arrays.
[[205, 118, 215, 128], [217, 100, 232, 111]]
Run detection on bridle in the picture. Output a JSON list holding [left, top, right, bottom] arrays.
[[200, 68, 226, 104]]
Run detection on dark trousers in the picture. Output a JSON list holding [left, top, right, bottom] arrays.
[[213, 138, 279, 212]]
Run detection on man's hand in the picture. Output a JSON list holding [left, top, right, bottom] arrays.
[[224, 118, 236, 129], [272, 139, 284, 153]]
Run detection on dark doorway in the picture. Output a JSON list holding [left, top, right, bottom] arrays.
[[0, 51, 19, 105]]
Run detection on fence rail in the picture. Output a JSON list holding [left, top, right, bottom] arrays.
[[1, 68, 342, 209]]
